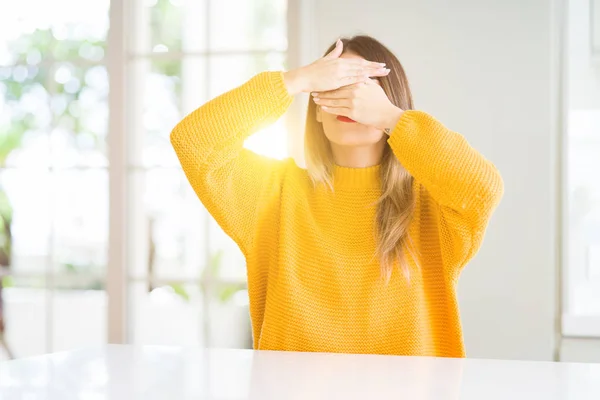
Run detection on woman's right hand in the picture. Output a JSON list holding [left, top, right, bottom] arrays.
[[283, 39, 390, 95]]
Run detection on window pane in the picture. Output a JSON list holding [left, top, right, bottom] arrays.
[[51, 288, 106, 352], [567, 110, 600, 315], [139, 59, 182, 167], [1, 169, 51, 274], [0, 65, 52, 168], [209, 53, 286, 97], [128, 169, 207, 280], [132, 58, 207, 168], [0, 0, 109, 65], [130, 282, 205, 346], [209, 0, 287, 51], [3, 283, 48, 359], [207, 284, 251, 348], [50, 63, 108, 168], [138, 0, 207, 54], [50, 0, 109, 62], [52, 169, 108, 276], [207, 217, 246, 281]]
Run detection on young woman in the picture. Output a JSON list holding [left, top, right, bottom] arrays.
[[171, 35, 504, 357]]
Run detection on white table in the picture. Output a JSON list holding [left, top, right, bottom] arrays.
[[0, 345, 599, 399]]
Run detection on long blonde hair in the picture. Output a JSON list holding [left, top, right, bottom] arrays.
[[304, 35, 416, 280]]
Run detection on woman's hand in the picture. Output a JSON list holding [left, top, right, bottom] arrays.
[[312, 79, 404, 131], [283, 39, 390, 95]]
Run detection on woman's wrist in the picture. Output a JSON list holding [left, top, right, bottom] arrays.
[[283, 69, 307, 96], [380, 106, 404, 134]]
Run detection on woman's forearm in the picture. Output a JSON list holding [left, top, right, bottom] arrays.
[[387, 111, 504, 220]]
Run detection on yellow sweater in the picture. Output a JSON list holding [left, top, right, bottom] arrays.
[[171, 71, 503, 357]]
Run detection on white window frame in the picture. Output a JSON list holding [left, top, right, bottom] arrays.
[[592, 0, 600, 64], [107, 0, 129, 344], [560, 0, 600, 338]]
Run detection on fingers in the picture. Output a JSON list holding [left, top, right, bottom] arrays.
[[313, 97, 351, 108], [344, 58, 387, 69], [320, 45, 386, 91], [346, 66, 390, 78], [319, 105, 351, 117], [313, 82, 363, 98], [332, 58, 387, 75], [340, 75, 370, 86], [367, 68, 391, 77], [312, 88, 354, 99], [339, 62, 389, 87], [324, 39, 343, 60]]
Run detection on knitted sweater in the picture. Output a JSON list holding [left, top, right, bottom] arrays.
[[170, 71, 504, 357]]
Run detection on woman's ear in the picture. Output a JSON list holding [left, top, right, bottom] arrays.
[[316, 105, 322, 122]]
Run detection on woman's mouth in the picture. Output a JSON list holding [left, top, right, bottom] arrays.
[[336, 116, 357, 123]]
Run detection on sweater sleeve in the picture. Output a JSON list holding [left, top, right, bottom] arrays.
[[387, 110, 504, 274], [170, 71, 293, 254]]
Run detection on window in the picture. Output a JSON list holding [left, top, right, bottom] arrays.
[[122, 0, 288, 348], [592, 0, 600, 62], [0, 0, 289, 359], [562, 0, 600, 337], [0, 0, 110, 358]]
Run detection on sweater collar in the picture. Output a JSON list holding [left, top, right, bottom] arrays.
[[332, 164, 381, 190]]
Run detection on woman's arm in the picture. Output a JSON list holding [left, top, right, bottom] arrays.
[[171, 71, 293, 254], [312, 80, 503, 273], [172, 41, 389, 255], [386, 110, 504, 273]]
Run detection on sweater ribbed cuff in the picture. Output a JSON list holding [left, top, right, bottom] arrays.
[[258, 71, 294, 113], [387, 110, 422, 150]]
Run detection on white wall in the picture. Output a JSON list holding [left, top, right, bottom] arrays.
[[302, 0, 560, 361]]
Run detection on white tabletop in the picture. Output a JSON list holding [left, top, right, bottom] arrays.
[[0, 345, 599, 399]]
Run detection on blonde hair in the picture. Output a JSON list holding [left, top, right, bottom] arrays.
[[304, 35, 417, 280]]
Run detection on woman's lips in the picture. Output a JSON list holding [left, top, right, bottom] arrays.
[[336, 116, 356, 123]]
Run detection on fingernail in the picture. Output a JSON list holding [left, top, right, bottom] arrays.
[[313, 97, 320, 102], [379, 62, 386, 66], [385, 68, 390, 73], [311, 92, 317, 97]]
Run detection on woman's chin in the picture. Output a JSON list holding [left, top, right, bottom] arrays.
[[327, 131, 385, 147]]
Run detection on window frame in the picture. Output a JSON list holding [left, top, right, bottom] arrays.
[[560, 0, 600, 338]]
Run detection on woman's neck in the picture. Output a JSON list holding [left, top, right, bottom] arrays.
[[330, 139, 387, 168]]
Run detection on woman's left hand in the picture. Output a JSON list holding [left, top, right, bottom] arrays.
[[312, 79, 404, 131]]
